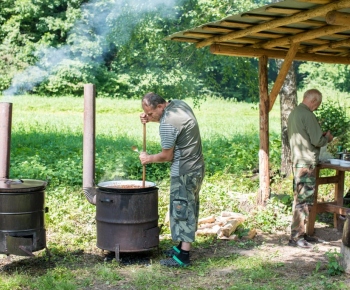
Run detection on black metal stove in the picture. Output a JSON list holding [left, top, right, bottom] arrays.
[[0, 179, 47, 256]]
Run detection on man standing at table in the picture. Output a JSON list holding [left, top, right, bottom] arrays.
[[287, 89, 333, 248], [139, 92, 205, 267]]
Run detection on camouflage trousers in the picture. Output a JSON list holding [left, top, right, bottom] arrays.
[[169, 166, 205, 243], [291, 164, 316, 240]]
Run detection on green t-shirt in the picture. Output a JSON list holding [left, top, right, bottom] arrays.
[[159, 100, 204, 176], [287, 103, 328, 166]]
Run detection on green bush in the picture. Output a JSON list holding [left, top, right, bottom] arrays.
[[315, 100, 350, 154]]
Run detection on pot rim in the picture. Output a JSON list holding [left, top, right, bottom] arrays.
[[97, 180, 157, 193]]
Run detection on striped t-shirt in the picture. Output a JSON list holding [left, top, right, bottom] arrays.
[[159, 100, 204, 176]]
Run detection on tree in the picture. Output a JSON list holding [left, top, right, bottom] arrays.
[[270, 0, 296, 178], [276, 59, 297, 177]]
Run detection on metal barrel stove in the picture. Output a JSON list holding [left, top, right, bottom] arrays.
[[0, 179, 47, 256], [96, 180, 159, 260]]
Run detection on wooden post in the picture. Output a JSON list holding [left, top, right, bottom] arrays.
[[257, 55, 270, 205]]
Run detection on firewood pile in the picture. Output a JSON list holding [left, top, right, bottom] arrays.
[[196, 211, 256, 240]]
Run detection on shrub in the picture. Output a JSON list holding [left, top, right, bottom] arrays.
[[314, 100, 350, 154]]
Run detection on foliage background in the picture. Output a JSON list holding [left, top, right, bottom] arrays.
[[1, 0, 349, 102]]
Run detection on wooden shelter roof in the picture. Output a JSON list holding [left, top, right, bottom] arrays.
[[166, 0, 350, 65]]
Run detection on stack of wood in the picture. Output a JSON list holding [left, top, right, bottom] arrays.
[[196, 211, 255, 240]]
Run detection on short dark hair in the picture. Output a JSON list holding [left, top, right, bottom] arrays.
[[142, 92, 166, 109]]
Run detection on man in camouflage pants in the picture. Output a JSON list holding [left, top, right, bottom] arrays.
[[287, 89, 333, 248], [139, 92, 205, 267]]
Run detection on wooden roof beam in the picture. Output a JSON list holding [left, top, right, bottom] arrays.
[[241, 13, 325, 27], [256, 24, 350, 49], [296, 0, 333, 4], [209, 44, 350, 64], [220, 20, 305, 34], [265, 7, 303, 15], [326, 11, 350, 26], [307, 38, 350, 52], [183, 32, 215, 38], [196, 0, 350, 48], [269, 43, 300, 112], [171, 37, 199, 43]]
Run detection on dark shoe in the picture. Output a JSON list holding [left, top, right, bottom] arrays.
[[160, 255, 190, 268], [163, 246, 181, 257], [288, 239, 312, 248], [303, 234, 319, 243]]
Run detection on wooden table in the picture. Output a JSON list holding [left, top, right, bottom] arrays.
[[306, 162, 350, 235]]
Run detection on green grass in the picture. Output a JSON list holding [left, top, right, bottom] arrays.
[[1, 94, 350, 289]]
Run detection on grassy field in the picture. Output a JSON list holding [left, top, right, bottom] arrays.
[[0, 94, 349, 289]]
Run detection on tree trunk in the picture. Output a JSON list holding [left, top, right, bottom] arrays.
[[275, 59, 297, 178], [258, 55, 270, 206]]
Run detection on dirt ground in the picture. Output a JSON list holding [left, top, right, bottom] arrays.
[[1, 221, 350, 288]]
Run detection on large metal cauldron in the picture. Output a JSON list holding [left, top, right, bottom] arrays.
[[0, 179, 47, 256], [96, 180, 159, 258]]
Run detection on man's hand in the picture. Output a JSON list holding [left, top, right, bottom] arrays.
[[324, 130, 334, 142], [140, 112, 149, 124], [139, 151, 149, 165]]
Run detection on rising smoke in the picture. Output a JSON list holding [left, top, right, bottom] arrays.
[[2, 0, 178, 97]]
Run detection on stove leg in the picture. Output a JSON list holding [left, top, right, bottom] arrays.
[[45, 247, 52, 269], [114, 244, 120, 262]]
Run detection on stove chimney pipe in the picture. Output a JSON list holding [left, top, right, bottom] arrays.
[[0, 102, 12, 180], [83, 84, 96, 205]]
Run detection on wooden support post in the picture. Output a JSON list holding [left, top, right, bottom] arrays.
[[257, 55, 270, 206], [335, 170, 345, 229], [269, 42, 300, 111]]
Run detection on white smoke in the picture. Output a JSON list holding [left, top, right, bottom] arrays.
[[2, 0, 177, 97]]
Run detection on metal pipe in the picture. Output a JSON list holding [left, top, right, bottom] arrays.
[[0, 102, 12, 180], [83, 84, 96, 205]]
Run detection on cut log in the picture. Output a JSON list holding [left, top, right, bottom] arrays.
[[196, 225, 221, 236], [218, 234, 238, 240], [198, 215, 216, 224], [241, 229, 257, 240], [198, 222, 221, 229], [221, 211, 246, 218], [217, 217, 245, 238]]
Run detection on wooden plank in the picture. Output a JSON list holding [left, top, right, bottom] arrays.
[[269, 27, 304, 34], [214, 43, 245, 48], [209, 44, 350, 64], [183, 32, 215, 38], [258, 25, 350, 49], [316, 175, 341, 184], [240, 14, 325, 27], [220, 22, 304, 35], [201, 26, 233, 33], [257, 55, 270, 206], [326, 11, 350, 26], [269, 43, 300, 112], [251, 32, 286, 39], [220, 21, 251, 28], [317, 202, 349, 215], [297, 0, 333, 4], [241, 13, 276, 21], [318, 163, 350, 171], [171, 37, 199, 43], [196, 0, 350, 48], [265, 7, 303, 15], [226, 37, 263, 44]]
